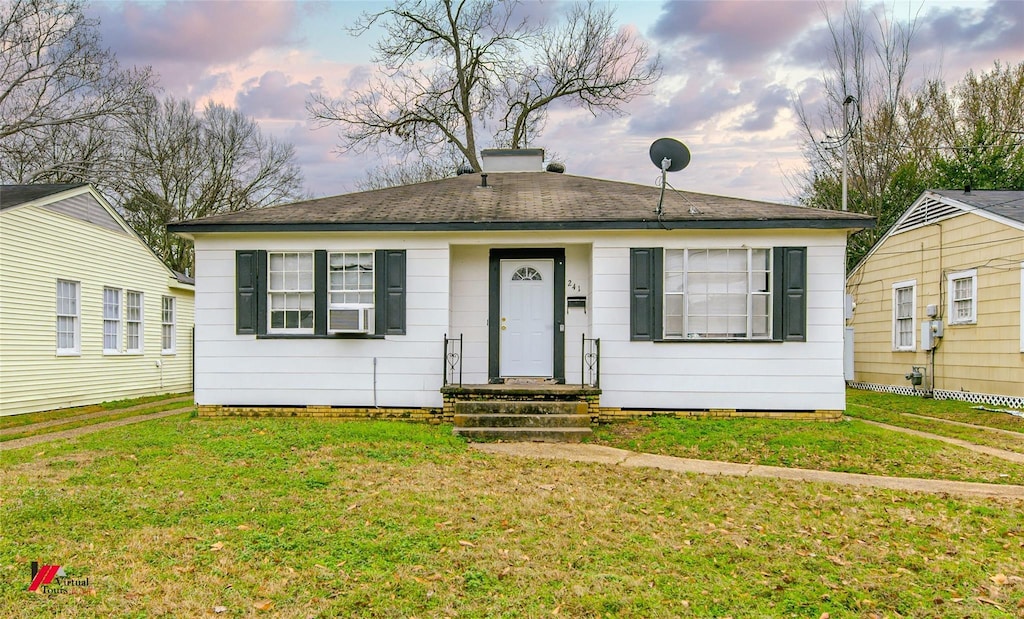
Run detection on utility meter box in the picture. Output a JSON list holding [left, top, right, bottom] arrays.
[[920, 320, 943, 350]]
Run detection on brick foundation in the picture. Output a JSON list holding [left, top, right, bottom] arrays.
[[197, 404, 446, 423], [597, 408, 843, 422]]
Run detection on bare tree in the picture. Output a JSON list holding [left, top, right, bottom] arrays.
[[119, 98, 305, 274], [794, 0, 928, 268], [0, 0, 155, 183], [307, 0, 660, 172]]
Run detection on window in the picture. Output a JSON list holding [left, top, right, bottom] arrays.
[[103, 287, 122, 353], [56, 279, 80, 355], [947, 269, 977, 325], [162, 296, 176, 354], [663, 248, 771, 339], [236, 249, 406, 337], [329, 252, 374, 304], [268, 252, 314, 332], [126, 291, 143, 352], [892, 280, 916, 351]]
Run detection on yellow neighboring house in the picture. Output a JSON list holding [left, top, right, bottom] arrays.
[[0, 184, 194, 416], [846, 189, 1023, 407]]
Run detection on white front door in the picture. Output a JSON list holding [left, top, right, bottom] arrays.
[[500, 259, 554, 377]]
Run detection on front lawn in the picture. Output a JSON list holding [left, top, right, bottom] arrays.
[[2, 415, 1022, 618], [591, 415, 1024, 485]]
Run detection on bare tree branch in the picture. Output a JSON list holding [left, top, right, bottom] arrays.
[[308, 0, 660, 173]]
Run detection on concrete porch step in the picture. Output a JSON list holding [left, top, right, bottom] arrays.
[[452, 426, 592, 442], [453, 400, 588, 416], [453, 413, 591, 429]]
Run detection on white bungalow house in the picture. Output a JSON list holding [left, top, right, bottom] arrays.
[[169, 149, 872, 432], [0, 184, 194, 416]]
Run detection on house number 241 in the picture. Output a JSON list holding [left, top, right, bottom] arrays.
[[567, 280, 582, 293]]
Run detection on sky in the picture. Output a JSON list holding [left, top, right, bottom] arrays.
[[87, 0, 1024, 203]]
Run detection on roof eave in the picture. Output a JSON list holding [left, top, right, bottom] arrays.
[[169, 218, 875, 234]]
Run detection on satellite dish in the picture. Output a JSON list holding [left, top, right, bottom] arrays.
[[648, 138, 691, 215], [649, 138, 690, 172]]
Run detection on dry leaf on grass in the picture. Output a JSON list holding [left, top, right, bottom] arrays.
[[458, 540, 475, 547], [989, 573, 1008, 585], [236, 524, 251, 531], [253, 600, 274, 611], [213, 606, 227, 614], [209, 542, 224, 551]]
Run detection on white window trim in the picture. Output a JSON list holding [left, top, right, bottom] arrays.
[[56, 279, 80, 356], [662, 247, 772, 341], [126, 290, 144, 354], [892, 279, 916, 351], [267, 251, 315, 334], [162, 296, 177, 355], [947, 269, 977, 325], [103, 287, 122, 354]]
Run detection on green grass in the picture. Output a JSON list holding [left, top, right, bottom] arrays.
[[0, 393, 192, 431], [847, 388, 1024, 434], [0, 401, 195, 442], [590, 414, 1024, 484], [2, 416, 1023, 617]]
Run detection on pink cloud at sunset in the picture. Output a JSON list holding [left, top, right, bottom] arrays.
[[86, 0, 1024, 203]]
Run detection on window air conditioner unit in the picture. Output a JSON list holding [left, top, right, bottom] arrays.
[[328, 305, 372, 333]]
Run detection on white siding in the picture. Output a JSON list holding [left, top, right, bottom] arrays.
[[193, 228, 851, 412], [0, 202, 194, 416], [592, 230, 849, 411], [192, 235, 449, 408]]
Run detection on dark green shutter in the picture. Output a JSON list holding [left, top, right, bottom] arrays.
[[375, 250, 406, 336], [773, 247, 807, 341], [630, 248, 662, 341], [236, 250, 258, 335], [314, 250, 327, 336]]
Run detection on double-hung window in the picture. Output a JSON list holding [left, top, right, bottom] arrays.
[[663, 248, 771, 339], [947, 269, 977, 325], [56, 279, 80, 355], [328, 252, 374, 333], [162, 296, 176, 354], [268, 252, 314, 332], [103, 287, 122, 353], [892, 280, 915, 350], [126, 291, 143, 353]]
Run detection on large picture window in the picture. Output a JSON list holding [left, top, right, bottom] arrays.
[[268, 252, 314, 332], [663, 248, 771, 339], [126, 291, 143, 352], [103, 287, 122, 353], [56, 279, 80, 355], [892, 280, 916, 350]]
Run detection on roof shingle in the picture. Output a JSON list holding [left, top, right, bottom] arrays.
[[169, 172, 874, 232]]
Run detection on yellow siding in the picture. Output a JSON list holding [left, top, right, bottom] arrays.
[[847, 211, 1024, 397], [0, 204, 194, 415]]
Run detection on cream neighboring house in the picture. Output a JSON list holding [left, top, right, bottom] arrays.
[[0, 184, 194, 416], [846, 189, 1024, 407]]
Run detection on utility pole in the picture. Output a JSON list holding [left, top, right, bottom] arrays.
[[841, 95, 856, 211]]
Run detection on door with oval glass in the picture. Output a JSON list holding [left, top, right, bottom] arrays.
[[499, 259, 554, 377]]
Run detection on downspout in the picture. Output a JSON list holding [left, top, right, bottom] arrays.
[[931, 223, 943, 396], [373, 357, 378, 408]]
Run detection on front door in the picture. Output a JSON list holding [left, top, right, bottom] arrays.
[[499, 259, 554, 377]]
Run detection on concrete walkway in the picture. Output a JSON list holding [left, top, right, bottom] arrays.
[[0, 396, 193, 437], [0, 407, 193, 452], [854, 417, 1024, 464], [472, 442, 1024, 499]]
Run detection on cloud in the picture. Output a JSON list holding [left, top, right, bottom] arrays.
[[237, 72, 322, 120], [90, 1, 303, 96], [735, 84, 792, 132], [650, 0, 821, 67]]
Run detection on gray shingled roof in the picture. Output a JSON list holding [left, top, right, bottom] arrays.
[[931, 189, 1024, 225], [169, 172, 873, 233], [0, 184, 86, 210]]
